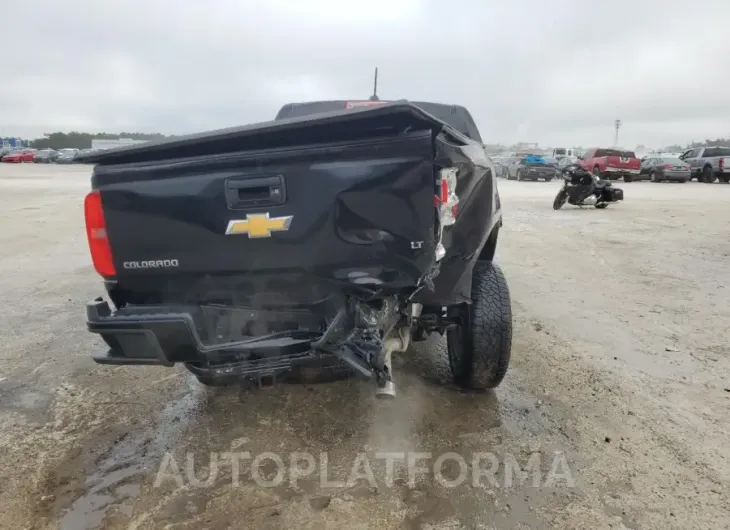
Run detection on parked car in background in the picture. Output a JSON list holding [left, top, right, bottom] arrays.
[[639, 156, 691, 182], [490, 156, 509, 178], [678, 146, 730, 182], [2, 149, 36, 163], [505, 154, 557, 181], [497, 156, 518, 177], [577, 148, 642, 182], [75, 148, 101, 162], [56, 148, 80, 164], [641, 152, 683, 162], [34, 149, 59, 163], [556, 156, 575, 170]]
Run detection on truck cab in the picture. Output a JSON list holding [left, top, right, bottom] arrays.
[[553, 147, 577, 161]]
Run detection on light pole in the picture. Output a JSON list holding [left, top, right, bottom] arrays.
[[614, 119, 622, 147], [368, 67, 379, 101]]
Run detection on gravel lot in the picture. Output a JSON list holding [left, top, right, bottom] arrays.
[[1, 163, 728, 529]]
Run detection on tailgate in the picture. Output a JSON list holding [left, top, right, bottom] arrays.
[[93, 132, 437, 288], [605, 156, 640, 170]]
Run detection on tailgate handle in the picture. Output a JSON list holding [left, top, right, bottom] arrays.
[[225, 175, 286, 209]]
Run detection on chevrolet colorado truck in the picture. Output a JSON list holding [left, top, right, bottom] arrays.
[[80, 100, 512, 398]]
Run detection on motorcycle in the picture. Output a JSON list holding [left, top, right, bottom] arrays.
[[553, 164, 624, 210]]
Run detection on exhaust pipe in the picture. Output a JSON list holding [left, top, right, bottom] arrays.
[[375, 328, 410, 399]]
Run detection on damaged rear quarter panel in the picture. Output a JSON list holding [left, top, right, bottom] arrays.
[[415, 131, 500, 306]]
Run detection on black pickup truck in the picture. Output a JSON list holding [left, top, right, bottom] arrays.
[[80, 100, 512, 398]]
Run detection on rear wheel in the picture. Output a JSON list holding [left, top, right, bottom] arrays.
[[718, 175, 729, 183], [447, 262, 512, 390], [702, 166, 716, 183], [650, 171, 660, 183], [624, 175, 634, 183], [516, 170, 523, 181]]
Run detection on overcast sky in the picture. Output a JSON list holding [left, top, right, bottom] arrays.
[[1, 0, 728, 148]]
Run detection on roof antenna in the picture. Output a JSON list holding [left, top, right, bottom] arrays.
[[368, 67, 379, 101]]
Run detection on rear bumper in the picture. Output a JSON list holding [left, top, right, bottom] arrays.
[[86, 297, 325, 380], [524, 168, 557, 179], [603, 168, 641, 176], [662, 171, 690, 180]]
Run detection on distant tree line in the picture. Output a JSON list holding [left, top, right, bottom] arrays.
[[656, 139, 729, 152], [31, 132, 169, 150], [685, 138, 730, 148]]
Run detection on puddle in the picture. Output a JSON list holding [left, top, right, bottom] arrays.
[[0, 383, 55, 423], [59, 377, 205, 530]]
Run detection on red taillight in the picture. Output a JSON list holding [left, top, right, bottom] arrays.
[[720, 158, 724, 170], [434, 168, 460, 261], [439, 179, 449, 203], [436, 168, 460, 224], [663, 164, 673, 169], [435, 179, 451, 207], [84, 190, 116, 277]]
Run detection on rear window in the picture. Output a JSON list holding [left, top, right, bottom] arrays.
[[704, 147, 730, 157], [594, 149, 636, 158], [275, 100, 483, 142], [554, 148, 566, 155]]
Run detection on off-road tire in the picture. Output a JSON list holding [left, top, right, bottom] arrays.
[[702, 166, 716, 183], [447, 262, 512, 390]]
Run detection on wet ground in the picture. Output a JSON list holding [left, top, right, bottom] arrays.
[[0, 164, 728, 529]]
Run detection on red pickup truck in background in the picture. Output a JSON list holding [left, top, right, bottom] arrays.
[[577, 148, 642, 182]]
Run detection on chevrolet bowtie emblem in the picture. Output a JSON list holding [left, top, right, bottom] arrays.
[[225, 213, 293, 238]]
